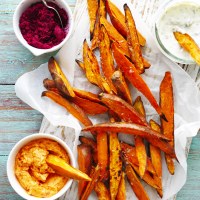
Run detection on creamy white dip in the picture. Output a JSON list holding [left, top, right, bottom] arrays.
[[156, 1, 200, 62]]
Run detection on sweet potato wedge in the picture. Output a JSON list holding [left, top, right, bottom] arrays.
[[99, 0, 106, 18], [97, 132, 109, 180], [125, 164, 150, 200], [100, 17, 129, 56], [94, 181, 111, 200], [48, 57, 75, 97], [116, 171, 126, 200], [121, 142, 156, 175], [99, 25, 117, 93], [149, 119, 163, 197], [83, 40, 111, 93], [83, 123, 176, 157], [111, 70, 132, 104], [124, 4, 144, 74], [46, 154, 91, 181], [133, 96, 147, 178], [87, 0, 99, 39], [160, 72, 175, 175], [79, 136, 98, 164], [112, 42, 166, 120], [109, 132, 122, 200], [174, 32, 200, 65], [43, 78, 60, 94], [99, 93, 148, 126], [105, 0, 146, 46], [42, 91, 93, 127], [80, 165, 101, 200], [70, 96, 108, 115], [77, 144, 93, 197], [73, 87, 101, 103], [132, 164, 161, 189]]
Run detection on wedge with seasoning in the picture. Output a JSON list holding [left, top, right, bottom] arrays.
[[46, 154, 91, 181], [174, 32, 200, 65]]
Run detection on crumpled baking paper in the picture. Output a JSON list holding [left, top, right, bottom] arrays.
[[15, 0, 200, 199]]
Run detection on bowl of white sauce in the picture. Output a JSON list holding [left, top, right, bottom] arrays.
[[154, 0, 200, 64]]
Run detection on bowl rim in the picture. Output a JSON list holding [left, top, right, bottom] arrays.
[[13, 0, 74, 56], [153, 0, 200, 64], [7, 133, 75, 200]]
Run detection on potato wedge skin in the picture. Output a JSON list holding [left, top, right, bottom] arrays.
[[48, 57, 75, 97], [160, 71, 175, 175], [99, 93, 147, 126], [174, 31, 200, 65], [77, 144, 93, 197], [149, 120, 163, 197], [112, 42, 163, 118], [97, 132, 109, 180], [70, 96, 108, 115], [42, 91, 92, 127], [100, 17, 130, 56], [46, 154, 91, 181], [94, 181, 111, 200], [105, 0, 146, 46], [87, 0, 99, 39], [111, 70, 132, 104], [109, 132, 122, 200], [125, 164, 150, 200], [116, 171, 126, 200], [124, 4, 144, 74], [99, 25, 117, 93], [133, 96, 147, 178], [80, 165, 101, 200]]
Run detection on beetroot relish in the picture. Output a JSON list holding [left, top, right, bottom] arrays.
[[19, 2, 69, 49]]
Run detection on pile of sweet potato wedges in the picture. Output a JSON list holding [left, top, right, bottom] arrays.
[[42, 1, 176, 199]]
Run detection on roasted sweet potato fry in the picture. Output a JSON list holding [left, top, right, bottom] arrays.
[[105, 0, 146, 46], [133, 96, 147, 178], [160, 72, 175, 175], [99, 0, 106, 18], [83, 123, 177, 157], [83, 40, 111, 93], [42, 91, 92, 127], [109, 132, 122, 200], [131, 164, 160, 189], [149, 119, 163, 197], [46, 154, 91, 181], [125, 164, 150, 200], [121, 142, 156, 175], [112, 42, 166, 120], [94, 181, 111, 200], [43, 78, 60, 94], [99, 25, 117, 93], [77, 144, 93, 197], [80, 165, 100, 200], [111, 70, 132, 104], [79, 136, 98, 164], [76, 59, 85, 71], [174, 32, 200, 65], [97, 132, 109, 180], [116, 171, 126, 200], [124, 4, 145, 74], [73, 87, 101, 103], [70, 96, 108, 115], [87, 0, 99, 39], [99, 93, 148, 126], [48, 57, 75, 97], [100, 17, 130, 56]]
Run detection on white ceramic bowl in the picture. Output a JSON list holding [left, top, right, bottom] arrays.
[[13, 0, 74, 56], [7, 133, 75, 200]]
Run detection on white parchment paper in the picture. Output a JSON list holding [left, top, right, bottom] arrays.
[[15, 0, 200, 199]]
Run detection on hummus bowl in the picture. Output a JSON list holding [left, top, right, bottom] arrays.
[[7, 133, 75, 200]]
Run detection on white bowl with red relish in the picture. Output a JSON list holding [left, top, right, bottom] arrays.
[[13, 0, 73, 56]]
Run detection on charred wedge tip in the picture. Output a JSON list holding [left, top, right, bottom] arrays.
[[123, 3, 128, 9], [41, 91, 48, 97], [161, 113, 168, 122]]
